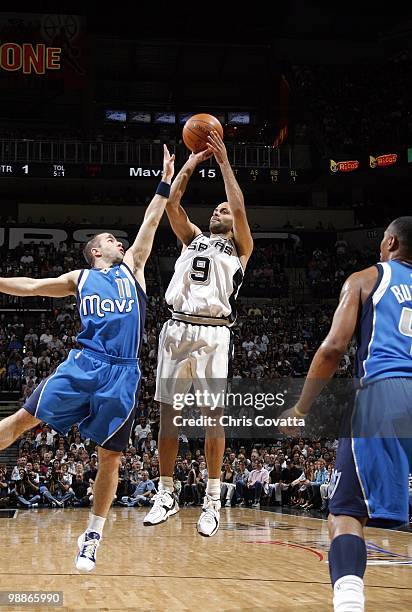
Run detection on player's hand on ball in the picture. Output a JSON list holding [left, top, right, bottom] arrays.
[[163, 144, 175, 181], [207, 130, 228, 165], [189, 149, 214, 165]]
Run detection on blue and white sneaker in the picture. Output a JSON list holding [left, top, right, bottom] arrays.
[[75, 531, 101, 572]]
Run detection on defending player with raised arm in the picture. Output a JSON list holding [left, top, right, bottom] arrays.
[[144, 132, 253, 537], [0, 145, 175, 572], [279, 217, 412, 612]]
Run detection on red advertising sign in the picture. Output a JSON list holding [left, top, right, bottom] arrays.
[[330, 159, 360, 173], [369, 153, 398, 168]]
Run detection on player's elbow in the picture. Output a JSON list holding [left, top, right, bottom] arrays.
[[144, 212, 161, 228], [319, 339, 346, 360], [26, 278, 41, 295]]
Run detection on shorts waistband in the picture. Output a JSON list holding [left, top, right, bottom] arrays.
[[82, 348, 139, 366], [171, 312, 231, 326]]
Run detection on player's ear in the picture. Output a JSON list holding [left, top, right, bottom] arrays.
[[388, 234, 398, 252]]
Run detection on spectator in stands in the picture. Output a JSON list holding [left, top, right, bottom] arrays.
[[121, 470, 155, 507], [320, 463, 334, 513], [134, 417, 151, 450], [267, 459, 284, 505], [10, 468, 41, 508], [0, 465, 11, 508], [183, 461, 205, 506], [244, 459, 269, 508], [220, 459, 236, 507], [140, 432, 157, 455]]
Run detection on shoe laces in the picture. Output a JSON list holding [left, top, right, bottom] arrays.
[[202, 494, 219, 513], [80, 538, 99, 561], [152, 490, 172, 505]]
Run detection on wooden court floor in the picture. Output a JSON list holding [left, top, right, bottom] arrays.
[[0, 507, 411, 611]]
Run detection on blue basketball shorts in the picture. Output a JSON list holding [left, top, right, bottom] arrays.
[[329, 377, 412, 526], [24, 349, 141, 452]]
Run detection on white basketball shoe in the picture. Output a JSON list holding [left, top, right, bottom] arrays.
[[143, 490, 179, 526], [197, 494, 221, 537], [75, 531, 101, 572]]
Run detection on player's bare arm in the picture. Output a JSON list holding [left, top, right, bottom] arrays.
[[280, 266, 379, 427], [123, 145, 175, 290], [165, 149, 212, 246], [207, 130, 253, 268], [0, 269, 80, 298]]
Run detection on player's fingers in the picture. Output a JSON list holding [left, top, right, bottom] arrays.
[[210, 130, 223, 144], [206, 142, 217, 153]]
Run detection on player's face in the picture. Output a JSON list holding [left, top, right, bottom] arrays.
[[209, 202, 233, 234], [94, 233, 125, 265]]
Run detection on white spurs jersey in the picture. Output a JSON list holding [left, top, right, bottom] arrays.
[[165, 233, 244, 326]]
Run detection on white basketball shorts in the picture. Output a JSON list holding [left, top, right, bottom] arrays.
[[155, 319, 232, 408]]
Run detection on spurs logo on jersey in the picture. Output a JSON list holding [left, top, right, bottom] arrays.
[[165, 233, 244, 324]]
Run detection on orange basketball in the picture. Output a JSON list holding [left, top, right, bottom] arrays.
[[182, 113, 224, 153]]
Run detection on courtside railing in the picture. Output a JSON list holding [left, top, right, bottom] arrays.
[[0, 140, 311, 168]]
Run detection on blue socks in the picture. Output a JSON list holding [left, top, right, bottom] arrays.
[[329, 534, 367, 586]]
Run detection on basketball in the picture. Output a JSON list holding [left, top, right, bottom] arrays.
[[182, 113, 224, 153]]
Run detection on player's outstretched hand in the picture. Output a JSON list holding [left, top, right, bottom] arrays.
[[163, 144, 175, 181], [189, 149, 214, 165], [207, 130, 228, 165]]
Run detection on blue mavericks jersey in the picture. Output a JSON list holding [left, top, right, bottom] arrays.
[[356, 260, 412, 384], [76, 262, 146, 359]]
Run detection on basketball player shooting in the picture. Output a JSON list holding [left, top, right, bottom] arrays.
[[143, 130, 253, 536], [279, 217, 412, 612], [0, 145, 175, 572]]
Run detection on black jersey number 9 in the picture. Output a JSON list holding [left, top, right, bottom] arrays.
[[190, 256, 211, 284]]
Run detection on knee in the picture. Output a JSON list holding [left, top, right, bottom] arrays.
[[328, 513, 345, 540], [98, 450, 122, 472]]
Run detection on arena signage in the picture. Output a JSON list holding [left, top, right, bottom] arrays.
[[330, 159, 359, 173], [0, 43, 61, 73], [0, 227, 130, 249], [369, 153, 397, 168]]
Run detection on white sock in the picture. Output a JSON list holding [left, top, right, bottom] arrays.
[[159, 476, 174, 493], [333, 575, 364, 612], [206, 478, 221, 499], [86, 513, 106, 538]]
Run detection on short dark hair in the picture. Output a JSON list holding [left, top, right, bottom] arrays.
[[83, 234, 103, 266], [388, 216, 412, 257]]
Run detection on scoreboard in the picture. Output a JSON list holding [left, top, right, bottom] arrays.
[[0, 163, 315, 183]]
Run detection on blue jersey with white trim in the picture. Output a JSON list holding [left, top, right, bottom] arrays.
[[76, 262, 146, 359], [355, 260, 412, 384]]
